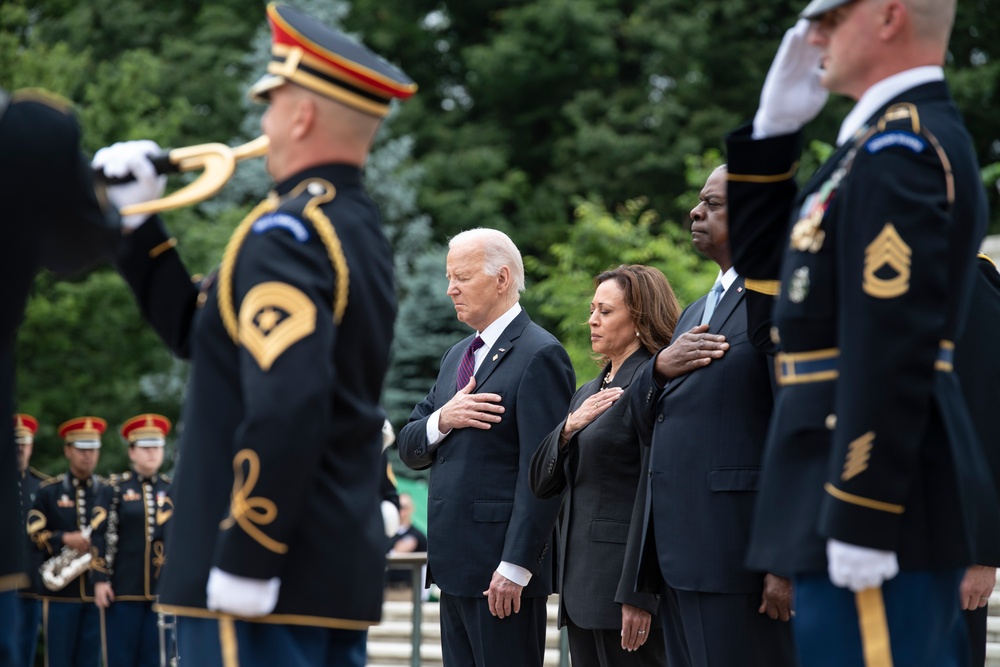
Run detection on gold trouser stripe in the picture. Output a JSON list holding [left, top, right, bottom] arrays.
[[727, 161, 800, 183], [100, 606, 108, 666], [149, 238, 178, 258], [43, 599, 50, 667], [824, 483, 905, 514], [855, 587, 894, 667], [220, 617, 240, 667], [744, 278, 781, 295]]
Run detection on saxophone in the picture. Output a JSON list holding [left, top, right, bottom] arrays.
[[40, 525, 93, 591]]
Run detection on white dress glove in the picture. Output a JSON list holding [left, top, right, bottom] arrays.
[[827, 538, 899, 592], [206, 567, 280, 617], [753, 19, 829, 139], [382, 499, 401, 538], [91, 140, 167, 230]]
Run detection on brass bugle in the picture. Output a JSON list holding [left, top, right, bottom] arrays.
[[102, 136, 270, 217]]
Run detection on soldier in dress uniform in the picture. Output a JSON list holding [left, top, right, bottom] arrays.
[[92, 414, 172, 667], [28, 417, 108, 667], [14, 413, 48, 667], [90, 4, 416, 666], [0, 88, 120, 665], [724, 1, 994, 665]]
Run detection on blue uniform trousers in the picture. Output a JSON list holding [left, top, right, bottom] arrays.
[[794, 569, 968, 667], [44, 600, 101, 667], [16, 597, 41, 667], [102, 601, 161, 667], [0, 590, 20, 667], [176, 616, 367, 667]]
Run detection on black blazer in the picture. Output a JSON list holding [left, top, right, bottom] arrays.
[[530, 348, 660, 629], [629, 277, 775, 595], [398, 309, 575, 598]]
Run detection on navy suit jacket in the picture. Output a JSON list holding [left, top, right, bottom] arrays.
[[398, 309, 574, 598], [630, 277, 775, 595]]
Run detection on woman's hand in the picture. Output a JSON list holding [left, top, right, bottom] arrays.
[[563, 387, 624, 438]]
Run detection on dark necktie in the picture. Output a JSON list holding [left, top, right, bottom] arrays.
[[456, 336, 485, 390]]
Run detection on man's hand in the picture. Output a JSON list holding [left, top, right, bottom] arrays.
[[438, 378, 504, 432], [482, 570, 523, 619], [960, 565, 996, 611], [758, 573, 793, 621], [206, 567, 280, 617], [91, 140, 167, 230], [753, 18, 828, 139], [62, 531, 91, 553], [653, 325, 728, 382], [621, 603, 651, 651], [94, 581, 115, 609], [827, 539, 899, 592]]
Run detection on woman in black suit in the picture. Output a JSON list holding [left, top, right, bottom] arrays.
[[531, 264, 679, 667]]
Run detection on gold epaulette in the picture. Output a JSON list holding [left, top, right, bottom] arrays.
[[39, 475, 64, 489], [877, 103, 920, 133], [11, 88, 74, 115], [978, 253, 997, 269]]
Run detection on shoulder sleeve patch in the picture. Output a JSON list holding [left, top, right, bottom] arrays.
[[238, 281, 317, 371], [251, 213, 310, 243], [864, 131, 926, 155]]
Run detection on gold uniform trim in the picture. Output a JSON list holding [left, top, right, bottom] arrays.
[[218, 179, 347, 346], [743, 278, 781, 296], [0, 573, 29, 592], [855, 587, 894, 667], [842, 431, 875, 481], [824, 483, 905, 514], [727, 162, 799, 184], [238, 282, 317, 371], [863, 223, 912, 299], [775, 348, 840, 386], [149, 238, 178, 259], [90, 507, 108, 530], [154, 603, 377, 630], [11, 88, 74, 114], [220, 449, 288, 555], [979, 253, 997, 269]]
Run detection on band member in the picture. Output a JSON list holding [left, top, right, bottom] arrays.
[[93, 414, 172, 667], [15, 413, 48, 667], [28, 417, 107, 667]]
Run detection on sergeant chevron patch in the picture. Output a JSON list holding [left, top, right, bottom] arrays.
[[238, 281, 317, 371], [863, 223, 911, 299]]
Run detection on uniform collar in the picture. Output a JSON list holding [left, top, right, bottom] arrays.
[[273, 164, 364, 196], [837, 66, 944, 146]]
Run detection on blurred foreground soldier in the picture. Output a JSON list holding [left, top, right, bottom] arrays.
[[14, 413, 47, 667], [29, 417, 107, 667], [398, 228, 575, 667], [0, 88, 120, 665], [92, 414, 172, 667], [92, 4, 415, 666], [725, 1, 994, 664]]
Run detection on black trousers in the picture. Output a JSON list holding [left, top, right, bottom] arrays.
[[439, 592, 547, 667], [565, 608, 666, 667]]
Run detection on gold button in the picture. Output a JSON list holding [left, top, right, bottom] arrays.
[[825, 414, 837, 430]]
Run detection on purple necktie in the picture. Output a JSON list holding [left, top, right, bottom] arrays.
[[456, 336, 485, 390]]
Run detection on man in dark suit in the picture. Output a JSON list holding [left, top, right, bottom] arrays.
[[725, 1, 995, 664], [398, 228, 575, 667], [626, 166, 795, 667], [93, 4, 416, 665]]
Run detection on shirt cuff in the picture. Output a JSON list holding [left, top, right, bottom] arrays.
[[497, 561, 532, 587], [426, 409, 450, 445]]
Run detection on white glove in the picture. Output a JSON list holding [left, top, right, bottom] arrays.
[[206, 567, 280, 617], [382, 418, 396, 450], [753, 19, 829, 139], [827, 538, 899, 592], [91, 140, 167, 230], [382, 499, 401, 538]]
